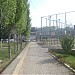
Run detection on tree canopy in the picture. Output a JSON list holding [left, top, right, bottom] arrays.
[[0, 0, 31, 39]]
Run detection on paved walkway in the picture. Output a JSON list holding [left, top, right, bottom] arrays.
[[18, 42, 74, 75]]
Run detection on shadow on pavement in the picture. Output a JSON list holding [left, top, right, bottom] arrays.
[[38, 58, 57, 64]]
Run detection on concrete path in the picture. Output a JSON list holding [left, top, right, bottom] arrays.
[[18, 42, 74, 75]]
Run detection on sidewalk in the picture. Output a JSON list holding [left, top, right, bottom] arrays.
[[1, 42, 75, 75], [18, 42, 74, 75]]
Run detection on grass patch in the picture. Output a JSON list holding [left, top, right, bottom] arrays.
[[51, 51, 75, 69], [0, 42, 27, 73]]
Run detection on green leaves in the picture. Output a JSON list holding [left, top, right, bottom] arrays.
[[15, 0, 31, 36], [15, 0, 22, 23], [60, 36, 74, 54], [0, 0, 31, 38], [1, 0, 16, 25]]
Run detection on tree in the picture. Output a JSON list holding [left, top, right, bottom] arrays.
[[24, 3, 31, 38], [15, 0, 29, 50], [0, 0, 16, 59], [0, 0, 31, 59]]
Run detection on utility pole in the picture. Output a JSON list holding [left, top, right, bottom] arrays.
[[41, 17, 42, 42], [46, 18, 47, 43], [65, 13, 67, 35], [59, 19, 60, 39], [56, 14, 58, 44], [65, 13, 67, 27], [53, 20, 55, 45], [49, 16, 51, 45]]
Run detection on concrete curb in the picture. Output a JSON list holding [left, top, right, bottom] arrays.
[[1, 43, 30, 75], [12, 43, 30, 75], [50, 53, 75, 74]]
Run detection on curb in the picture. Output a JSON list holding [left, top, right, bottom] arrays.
[[50, 53, 75, 74], [12, 43, 30, 75], [0, 43, 29, 74]]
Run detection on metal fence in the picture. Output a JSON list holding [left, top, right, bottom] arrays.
[[40, 11, 75, 49]]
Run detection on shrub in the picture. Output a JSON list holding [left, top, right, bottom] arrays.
[[60, 36, 74, 54]]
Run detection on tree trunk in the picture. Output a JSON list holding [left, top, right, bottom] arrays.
[[20, 34, 22, 50], [21, 34, 22, 50], [14, 33, 16, 54], [25, 36, 26, 47], [8, 34, 11, 59], [17, 33, 18, 51]]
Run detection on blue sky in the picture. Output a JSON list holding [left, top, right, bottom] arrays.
[[29, 0, 75, 28]]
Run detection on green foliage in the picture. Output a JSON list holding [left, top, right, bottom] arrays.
[[60, 36, 74, 54], [1, 0, 16, 25], [52, 51, 75, 69], [0, 0, 31, 38], [15, 0, 22, 23], [15, 0, 31, 37], [0, 0, 31, 69], [24, 4, 31, 37]]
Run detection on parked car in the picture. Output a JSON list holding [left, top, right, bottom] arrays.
[[1, 39, 8, 43], [1, 39, 16, 43]]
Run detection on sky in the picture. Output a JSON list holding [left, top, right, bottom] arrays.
[[29, 0, 75, 28]]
